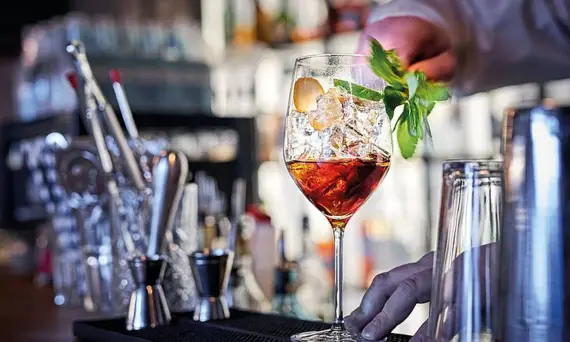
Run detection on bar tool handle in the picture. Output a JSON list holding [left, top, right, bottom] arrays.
[[146, 150, 189, 256], [66, 40, 146, 192], [110, 69, 140, 139]]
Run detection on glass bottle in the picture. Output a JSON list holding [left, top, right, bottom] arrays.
[[271, 230, 308, 319]]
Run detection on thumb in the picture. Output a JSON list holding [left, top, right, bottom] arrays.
[[408, 50, 456, 82]]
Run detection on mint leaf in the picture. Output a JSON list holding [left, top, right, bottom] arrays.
[[333, 79, 383, 101], [406, 74, 418, 99], [406, 101, 423, 139], [405, 71, 428, 99], [369, 40, 405, 88], [396, 104, 419, 159], [417, 82, 450, 102], [383, 86, 406, 120], [385, 50, 403, 73], [422, 111, 435, 152], [426, 102, 436, 116]]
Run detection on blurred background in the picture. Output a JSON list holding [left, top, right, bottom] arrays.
[[0, 0, 568, 338]]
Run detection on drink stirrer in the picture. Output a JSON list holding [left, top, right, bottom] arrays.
[[66, 72, 136, 255], [146, 150, 189, 257], [109, 69, 140, 140], [66, 40, 146, 192], [108, 69, 154, 185]]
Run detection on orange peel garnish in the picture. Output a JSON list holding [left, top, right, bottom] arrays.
[[293, 77, 325, 112]]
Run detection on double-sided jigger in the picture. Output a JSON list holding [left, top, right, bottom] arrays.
[[125, 150, 188, 330], [126, 255, 171, 331], [189, 249, 235, 322]]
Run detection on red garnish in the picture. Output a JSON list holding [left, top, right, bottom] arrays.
[[109, 69, 121, 83], [66, 72, 79, 90]]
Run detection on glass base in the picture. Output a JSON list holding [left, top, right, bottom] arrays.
[[291, 329, 386, 342]]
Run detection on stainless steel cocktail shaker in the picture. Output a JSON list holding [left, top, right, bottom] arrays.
[[500, 103, 570, 341]]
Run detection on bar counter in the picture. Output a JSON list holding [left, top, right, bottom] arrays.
[[0, 267, 98, 342]]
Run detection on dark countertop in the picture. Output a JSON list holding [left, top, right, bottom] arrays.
[[0, 267, 99, 342]]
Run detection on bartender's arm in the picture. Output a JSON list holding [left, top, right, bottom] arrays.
[[358, 0, 570, 95]]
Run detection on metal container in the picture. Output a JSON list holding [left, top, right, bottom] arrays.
[[125, 255, 171, 331], [499, 103, 570, 341], [189, 249, 234, 322]]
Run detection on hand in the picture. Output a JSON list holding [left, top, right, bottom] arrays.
[[345, 252, 434, 341], [346, 243, 498, 342], [357, 16, 456, 82]]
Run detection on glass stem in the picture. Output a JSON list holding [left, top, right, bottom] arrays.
[[332, 224, 345, 330]]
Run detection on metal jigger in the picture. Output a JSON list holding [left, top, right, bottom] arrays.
[[126, 255, 172, 331], [189, 249, 234, 322]]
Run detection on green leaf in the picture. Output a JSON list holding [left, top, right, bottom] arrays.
[[417, 82, 450, 101], [396, 104, 419, 159], [406, 101, 424, 139], [385, 49, 403, 73], [405, 71, 426, 99], [383, 86, 406, 120], [333, 79, 384, 101], [422, 112, 435, 152], [426, 102, 436, 116], [406, 74, 418, 99], [369, 40, 405, 88]]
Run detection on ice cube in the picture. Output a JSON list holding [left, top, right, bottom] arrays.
[[341, 96, 389, 158], [329, 125, 344, 156], [285, 110, 315, 160], [285, 90, 391, 161], [308, 88, 344, 131]]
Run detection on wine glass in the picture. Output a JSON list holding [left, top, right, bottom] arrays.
[[283, 54, 392, 341]]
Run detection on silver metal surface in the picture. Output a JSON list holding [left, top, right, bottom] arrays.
[[176, 183, 199, 254], [126, 255, 171, 331], [111, 80, 140, 139], [500, 104, 568, 341], [55, 142, 106, 199], [66, 40, 146, 192], [189, 249, 234, 321], [55, 142, 114, 313], [146, 150, 189, 256]]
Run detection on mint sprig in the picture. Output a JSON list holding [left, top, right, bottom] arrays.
[[330, 39, 449, 159], [368, 39, 450, 159]]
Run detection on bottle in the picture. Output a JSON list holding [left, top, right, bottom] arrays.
[[300, 214, 311, 259], [271, 230, 307, 318], [227, 213, 272, 312], [295, 215, 330, 319]]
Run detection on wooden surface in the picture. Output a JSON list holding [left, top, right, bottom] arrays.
[[0, 267, 99, 342]]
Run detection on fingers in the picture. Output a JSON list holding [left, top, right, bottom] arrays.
[[345, 257, 432, 332], [360, 268, 432, 340], [345, 253, 434, 333], [357, 16, 456, 82], [408, 50, 456, 82], [358, 18, 418, 67], [410, 319, 429, 342]]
